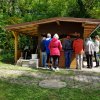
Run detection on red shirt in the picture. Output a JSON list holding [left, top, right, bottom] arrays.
[[73, 38, 84, 54]]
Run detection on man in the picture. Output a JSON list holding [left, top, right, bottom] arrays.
[[62, 35, 73, 69], [94, 35, 100, 67], [40, 36, 47, 67], [73, 33, 84, 69], [45, 33, 52, 68]]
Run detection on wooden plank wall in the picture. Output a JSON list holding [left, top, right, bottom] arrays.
[[83, 24, 97, 38]]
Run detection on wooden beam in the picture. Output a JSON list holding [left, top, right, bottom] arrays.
[[84, 25, 97, 29], [56, 20, 60, 25], [12, 31, 18, 63], [11, 27, 37, 32], [17, 30, 38, 36]]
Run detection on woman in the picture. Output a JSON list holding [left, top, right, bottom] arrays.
[[94, 35, 100, 67], [49, 34, 62, 71], [40, 36, 47, 67], [85, 37, 94, 68]]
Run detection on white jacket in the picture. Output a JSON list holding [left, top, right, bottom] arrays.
[[94, 40, 100, 53], [85, 38, 94, 55]]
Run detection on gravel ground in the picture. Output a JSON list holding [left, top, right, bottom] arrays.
[[0, 67, 100, 89]]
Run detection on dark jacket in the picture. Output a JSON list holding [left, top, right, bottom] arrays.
[[63, 39, 73, 51], [40, 40, 46, 52]]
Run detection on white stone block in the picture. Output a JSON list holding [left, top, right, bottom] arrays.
[[31, 54, 37, 59], [29, 59, 39, 68], [21, 60, 30, 67]]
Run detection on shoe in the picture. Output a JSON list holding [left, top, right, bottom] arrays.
[[66, 67, 70, 69], [46, 67, 50, 69], [51, 67, 55, 71], [56, 67, 59, 71], [87, 67, 92, 69], [42, 67, 47, 69], [95, 65, 99, 67]]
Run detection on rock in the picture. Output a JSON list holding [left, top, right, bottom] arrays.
[[39, 79, 66, 89]]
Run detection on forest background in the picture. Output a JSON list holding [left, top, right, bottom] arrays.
[[0, 0, 100, 63]]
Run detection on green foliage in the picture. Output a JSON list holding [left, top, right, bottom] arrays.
[[90, 1, 100, 19], [0, 0, 100, 63], [18, 34, 32, 51], [0, 50, 14, 64]]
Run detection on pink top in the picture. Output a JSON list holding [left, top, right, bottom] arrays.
[[49, 38, 62, 56]]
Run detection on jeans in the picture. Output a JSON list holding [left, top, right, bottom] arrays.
[[51, 55, 59, 68], [86, 54, 93, 68], [76, 54, 83, 69], [94, 51, 99, 66], [65, 50, 72, 68], [41, 52, 47, 67]]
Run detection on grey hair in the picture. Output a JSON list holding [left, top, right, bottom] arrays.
[[95, 35, 99, 39], [47, 33, 51, 38], [86, 37, 92, 42], [53, 33, 59, 39]]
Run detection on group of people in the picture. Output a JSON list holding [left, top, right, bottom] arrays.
[[40, 32, 100, 70], [40, 33, 61, 71], [85, 35, 100, 68]]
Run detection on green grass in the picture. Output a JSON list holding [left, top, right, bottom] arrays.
[[0, 62, 36, 71], [0, 62, 75, 76], [0, 62, 100, 100], [0, 80, 100, 100]]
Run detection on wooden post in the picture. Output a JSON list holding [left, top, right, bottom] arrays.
[[12, 31, 18, 63]]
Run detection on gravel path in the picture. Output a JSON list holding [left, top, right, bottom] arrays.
[[0, 68, 100, 89]]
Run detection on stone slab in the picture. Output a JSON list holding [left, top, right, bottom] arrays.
[[39, 79, 66, 89]]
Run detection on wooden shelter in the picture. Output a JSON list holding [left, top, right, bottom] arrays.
[[6, 17, 100, 68]]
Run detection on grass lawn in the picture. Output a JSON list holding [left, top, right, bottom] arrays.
[[0, 80, 100, 100], [0, 62, 100, 100]]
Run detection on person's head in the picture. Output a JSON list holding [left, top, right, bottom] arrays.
[[74, 32, 78, 36], [47, 33, 51, 38], [53, 33, 59, 39], [66, 35, 70, 39], [95, 35, 99, 40], [89, 37, 92, 40], [76, 33, 80, 39], [42, 37, 46, 40], [77, 33, 80, 37], [86, 37, 92, 41], [42, 36, 46, 40]]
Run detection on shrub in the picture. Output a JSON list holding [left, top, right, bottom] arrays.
[[0, 50, 14, 64]]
